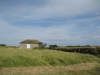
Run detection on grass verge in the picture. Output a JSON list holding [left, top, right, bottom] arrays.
[[0, 47, 100, 67]]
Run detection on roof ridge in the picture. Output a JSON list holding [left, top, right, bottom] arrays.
[[25, 39, 37, 40], [20, 39, 41, 44]]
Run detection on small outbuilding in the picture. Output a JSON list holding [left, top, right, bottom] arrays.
[[19, 39, 42, 49]]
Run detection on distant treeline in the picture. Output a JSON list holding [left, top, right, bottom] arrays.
[[49, 45, 93, 47], [48, 45, 100, 55], [0, 44, 6, 46], [66, 45, 90, 47], [49, 45, 92, 48]]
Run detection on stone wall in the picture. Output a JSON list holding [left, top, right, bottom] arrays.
[[30, 44, 39, 49], [19, 44, 27, 49], [19, 43, 39, 49]]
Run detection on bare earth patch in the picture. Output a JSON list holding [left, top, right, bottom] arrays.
[[0, 62, 99, 75]]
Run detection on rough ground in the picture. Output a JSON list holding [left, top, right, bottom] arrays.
[[0, 62, 99, 75]]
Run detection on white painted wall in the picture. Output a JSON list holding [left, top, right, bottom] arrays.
[[27, 44, 30, 49]]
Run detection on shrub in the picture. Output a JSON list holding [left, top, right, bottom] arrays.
[[0, 44, 6, 46], [49, 45, 58, 49], [94, 50, 99, 55], [90, 48, 95, 54], [48, 46, 100, 55]]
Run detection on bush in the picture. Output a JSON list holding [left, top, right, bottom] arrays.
[[49, 45, 58, 49], [34, 47, 38, 49], [94, 50, 99, 55], [48, 46, 100, 55], [0, 44, 6, 46]]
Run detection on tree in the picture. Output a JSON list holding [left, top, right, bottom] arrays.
[[42, 43, 47, 48], [0, 44, 6, 46], [86, 45, 90, 47], [38, 42, 42, 47], [53, 45, 57, 47], [38, 42, 47, 48], [49, 44, 58, 49], [49, 45, 53, 49]]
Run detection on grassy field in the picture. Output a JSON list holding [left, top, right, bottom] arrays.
[[0, 46, 100, 75]]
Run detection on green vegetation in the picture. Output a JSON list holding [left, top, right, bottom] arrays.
[[38, 42, 47, 48], [0, 44, 6, 46], [48, 46, 100, 55], [0, 46, 100, 75], [0, 46, 100, 67], [49, 45, 58, 49]]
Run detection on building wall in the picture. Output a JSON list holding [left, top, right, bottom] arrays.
[[19, 43, 39, 49], [19, 44, 27, 49], [30, 44, 39, 49]]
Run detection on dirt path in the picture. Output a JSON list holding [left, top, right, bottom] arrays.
[[0, 62, 99, 75]]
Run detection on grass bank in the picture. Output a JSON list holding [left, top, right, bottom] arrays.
[[0, 47, 100, 75], [0, 47, 100, 67]]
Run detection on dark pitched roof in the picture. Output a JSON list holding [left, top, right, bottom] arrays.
[[20, 39, 42, 44]]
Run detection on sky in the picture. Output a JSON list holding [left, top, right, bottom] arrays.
[[0, 0, 100, 47]]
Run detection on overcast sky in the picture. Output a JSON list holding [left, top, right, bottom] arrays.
[[0, 0, 100, 46]]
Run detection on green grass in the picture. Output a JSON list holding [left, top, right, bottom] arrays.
[[0, 46, 100, 67], [0, 46, 100, 75]]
